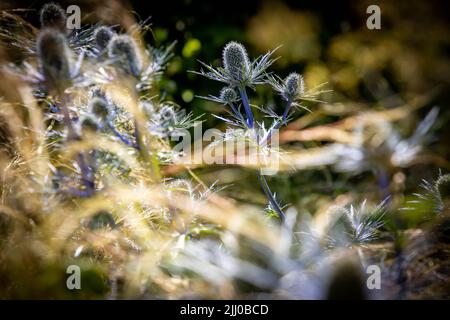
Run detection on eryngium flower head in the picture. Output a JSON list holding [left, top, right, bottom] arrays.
[[94, 26, 115, 51], [284, 73, 304, 100], [89, 97, 109, 120], [37, 28, 72, 88], [40, 3, 67, 31], [219, 87, 238, 104], [108, 35, 142, 78], [222, 41, 250, 83], [80, 115, 100, 133], [268, 72, 305, 102], [195, 42, 275, 88]]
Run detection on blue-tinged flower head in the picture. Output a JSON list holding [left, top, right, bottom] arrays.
[[223, 42, 250, 84], [108, 34, 142, 78], [80, 115, 100, 134], [195, 42, 276, 88], [40, 3, 67, 31], [268, 72, 305, 102], [219, 87, 238, 104], [37, 28, 72, 89], [94, 26, 115, 51], [89, 97, 110, 121], [284, 73, 304, 101]]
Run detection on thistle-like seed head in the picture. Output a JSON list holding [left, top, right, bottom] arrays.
[[284, 73, 304, 99], [222, 41, 250, 83], [108, 35, 142, 78], [219, 87, 238, 104], [89, 97, 109, 120], [80, 115, 100, 133], [40, 3, 67, 31], [94, 26, 115, 51], [37, 28, 72, 88]]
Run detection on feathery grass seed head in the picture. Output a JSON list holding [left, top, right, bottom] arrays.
[[37, 28, 72, 87], [223, 41, 250, 83], [40, 3, 67, 31], [108, 34, 142, 78]]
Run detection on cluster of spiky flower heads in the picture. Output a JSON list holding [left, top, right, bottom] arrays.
[[108, 34, 142, 78], [196, 41, 311, 220], [39, 2, 67, 31], [33, 3, 92, 92], [198, 41, 311, 130]]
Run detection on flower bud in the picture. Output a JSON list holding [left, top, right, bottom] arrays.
[[94, 26, 115, 51], [40, 3, 67, 31], [108, 35, 142, 78], [89, 97, 109, 120], [222, 41, 250, 82], [284, 73, 304, 99], [37, 28, 72, 88], [219, 87, 237, 104], [80, 115, 100, 133]]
